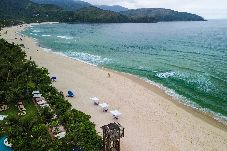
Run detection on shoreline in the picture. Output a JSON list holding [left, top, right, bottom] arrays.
[[24, 34, 227, 129], [1, 23, 227, 150], [22, 23, 227, 129], [119, 72, 227, 131]]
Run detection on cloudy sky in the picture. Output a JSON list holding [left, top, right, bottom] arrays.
[[83, 0, 227, 19]]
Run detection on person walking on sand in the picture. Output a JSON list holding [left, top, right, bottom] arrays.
[[108, 73, 111, 78]]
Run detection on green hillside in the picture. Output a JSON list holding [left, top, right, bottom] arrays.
[[0, 0, 205, 27], [66, 6, 130, 23], [0, 0, 65, 23], [32, 0, 92, 11], [121, 8, 205, 21], [0, 0, 130, 25]]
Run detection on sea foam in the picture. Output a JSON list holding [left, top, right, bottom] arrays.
[[41, 47, 52, 52], [33, 30, 41, 33], [156, 71, 176, 78], [68, 51, 111, 65], [141, 77, 227, 125], [42, 35, 51, 37], [57, 36, 73, 40]]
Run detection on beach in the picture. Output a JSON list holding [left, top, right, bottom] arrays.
[[1, 24, 227, 151]]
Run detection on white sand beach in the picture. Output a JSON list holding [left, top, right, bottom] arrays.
[[1, 24, 227, 151]]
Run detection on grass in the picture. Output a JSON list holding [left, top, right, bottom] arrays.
[[0, 99, 38, 117], [0, 99, 39, 137], [0, 104, 18, 116], [0, 99, 38, 127]]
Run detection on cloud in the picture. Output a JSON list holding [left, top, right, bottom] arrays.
[[83, 0, 227, 19]]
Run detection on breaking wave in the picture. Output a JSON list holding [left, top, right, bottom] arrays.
[[57, 36, 73, 40]]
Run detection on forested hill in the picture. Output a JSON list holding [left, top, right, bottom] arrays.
[[0, 0, 130, 25], [70, 7, 130, 23], [31, 0, 92, 11], [120, 8, 205, 21], [0, 0, 205, 27], [30, 0, 205, 22], [0, 0, 64, 22], [97, 5, 129, 12]]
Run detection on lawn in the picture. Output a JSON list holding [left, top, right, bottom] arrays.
[[0, 99, 38, 117]]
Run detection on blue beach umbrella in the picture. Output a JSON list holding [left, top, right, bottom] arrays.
[[67, 90, 74, 97], [51, 76, 57, 81]]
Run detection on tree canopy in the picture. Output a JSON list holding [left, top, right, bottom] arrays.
[[0, 39, 102, 151]]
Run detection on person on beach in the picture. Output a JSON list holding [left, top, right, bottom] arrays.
[[108, 73, 111, 78]]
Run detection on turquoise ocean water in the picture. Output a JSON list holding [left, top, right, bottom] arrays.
[[22, 20, 227, 124]]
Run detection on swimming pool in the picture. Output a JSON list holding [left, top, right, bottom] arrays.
[[0, 136, 13, 151]]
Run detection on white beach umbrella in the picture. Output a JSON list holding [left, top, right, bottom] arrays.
[[99, 103, 109, 111], [110, 110, 122, 118], [33, 94, 42, 98], [90, 97, 99, 101], [99, 103, 108, 108], [32, 91, 40, 94], [90, 97, 99, 105]]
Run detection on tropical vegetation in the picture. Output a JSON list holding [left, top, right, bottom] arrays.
[[0, 39, 102, 151], [32, 0, 92, 11], [120, 8, 206, 21]]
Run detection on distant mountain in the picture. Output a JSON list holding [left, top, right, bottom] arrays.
[[64, 6, 130, 23], [97, 5, 128, 12], [0, 0, 63, 22], [0, 0, 130, 24], [120, 8, 205, 21], [0, 0, 205, 26], [32, 0, 92, 11]]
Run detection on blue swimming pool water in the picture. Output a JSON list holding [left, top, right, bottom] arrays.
[[0, 136, 13, 151]]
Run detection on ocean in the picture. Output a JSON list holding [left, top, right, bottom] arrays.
[[22, 20, 227, 124]]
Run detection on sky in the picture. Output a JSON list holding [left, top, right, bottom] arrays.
[[83, 0, 227, 19]]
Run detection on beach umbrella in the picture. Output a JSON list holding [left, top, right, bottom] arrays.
[[67, 90, 74, 97], [32, 90, 40, 94], [99, 103, 109, 111], [99, 103, 108, 108], [110, 110, 122, 119], [33, 94, 42, 98], [51, 76, 57, 81], [90, 97, 99, 105], [90, 97, 99, 101]]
